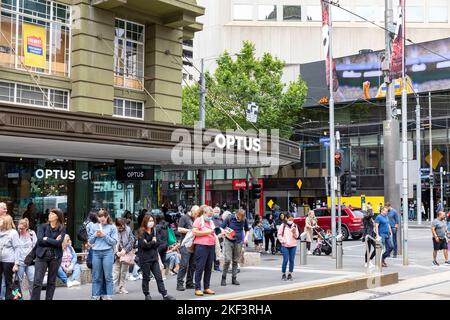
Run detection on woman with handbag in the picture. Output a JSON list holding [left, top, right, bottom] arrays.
[[31, 208, 66, 300], [137, 214, 175, 300], [88, 209, 118, 300], [0, 214, 20, 300], [114, 218, 134, 294], [16, 218, 37, 297]]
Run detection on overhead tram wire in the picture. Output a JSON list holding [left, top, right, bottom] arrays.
[[0, 29, 55, 109], [99, 38, 176, 125], [323, 0, 450, 63]]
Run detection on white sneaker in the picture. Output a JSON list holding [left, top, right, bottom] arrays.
[[128, 275, 138, 281], [364, 263, 368, 268], [71, 280, 81, 287], [307, 251, 312, 255], [138, 273, 143, 280], [67, 281, 73, 288], [119, 287, 129, 294]]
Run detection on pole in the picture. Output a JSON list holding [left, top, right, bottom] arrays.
[[400, 0, 408, 265], [336, 131, 342, 237], [328, 4, 337, 259], [440, 167, 444, 205], [199, 58, 206, 205], [383, 0, 401, 223], [416, 95, 422, 225], [429, 92, 434, 222]]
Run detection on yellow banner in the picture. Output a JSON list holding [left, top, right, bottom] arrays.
[[23, 23, 46, 68]]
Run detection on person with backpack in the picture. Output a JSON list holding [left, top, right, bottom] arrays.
[[262, 213, 276, 254], [137, 214, 175, 300], [16, 218, 37, 298], [252, 214, 264, 253], [277, 213, 299, 281], [220, 209, 249, 286]]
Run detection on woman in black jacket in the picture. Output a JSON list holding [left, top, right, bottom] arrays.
[[155, 215, 169, 271], [138, 215, 175, 300], [31, 208, 66, 300], [363, 210, 376, 268]]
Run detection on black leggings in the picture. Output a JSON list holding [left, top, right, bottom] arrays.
[[365, 239, 376, 263], [264, 233, 275, 252], [141, 260, 167, 297], [306, 242, 311, 251]]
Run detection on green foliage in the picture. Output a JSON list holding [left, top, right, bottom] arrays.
[[182, 41, 308, 138]]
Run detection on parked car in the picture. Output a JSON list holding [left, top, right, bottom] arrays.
[[293, 207, 364, 240]]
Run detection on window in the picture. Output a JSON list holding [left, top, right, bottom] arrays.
[[0, 81, 68, 109], [258, 5, 276, 21], [114, 19, 144, 91], [233, 4, 253, 20], [283, 6, 301, 21], [0, 0, 70, 76], [306, 6, 321, 21], [406, 6, 424, 22], [113, 98, 144, 120], [429, 6, 448, 22], [354, 7, 378, 22]]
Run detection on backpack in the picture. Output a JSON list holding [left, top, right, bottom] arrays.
[[77, 220, 89, 242], [253, 226, 263, 241]]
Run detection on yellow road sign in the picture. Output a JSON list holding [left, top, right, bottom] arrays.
[[425, 149, 443, 170], [296, 178, 303, 190], [267, 199, 274, 209]]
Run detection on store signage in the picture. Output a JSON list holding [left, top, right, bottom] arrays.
[[116, 169, 153, 181], [35, 169, 76, 180], [214, 134, 261, 152], [23, 23, 46, 68], [233, 180, 251, 190]]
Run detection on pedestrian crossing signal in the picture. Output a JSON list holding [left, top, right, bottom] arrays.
[[343, 172, 357, 196], [445, 183, 450, 196]]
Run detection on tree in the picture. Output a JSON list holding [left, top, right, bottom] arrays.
[[182, 41, 308, 138]]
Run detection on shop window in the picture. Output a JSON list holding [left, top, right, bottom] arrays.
[[114, 19, 144, 91], [0, 0, 70, 76], [0, 81, 68, 109], [283, 5, 301, 21], [405, 6, 424, 22], [113, 98, 144, 120], [257, 5, 277, 21]]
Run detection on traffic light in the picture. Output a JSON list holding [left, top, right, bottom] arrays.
[[334, 150, 343, 176], [343, 172, 357, 196], [252, 183, 261, 200], [445, 183, 450, 196]]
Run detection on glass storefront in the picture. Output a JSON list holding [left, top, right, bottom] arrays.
[[0, 157, 158, 247]]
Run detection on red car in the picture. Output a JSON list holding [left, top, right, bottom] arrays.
[[293, 207, 364, 240]]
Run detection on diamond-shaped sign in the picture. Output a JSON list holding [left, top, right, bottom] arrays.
[[267, 199, 274, 209], [425, 149, 443, 170], [296, 178, 303, 190]]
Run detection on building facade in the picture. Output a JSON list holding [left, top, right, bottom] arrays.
[[193, 0, 450, 82]]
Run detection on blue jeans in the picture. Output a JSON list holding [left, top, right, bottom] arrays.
[[381, 234, 394, 261], [281, 246, 297, 273], [0, 278, 4, 300], [57, 264, 81, 284], [391, 228, 398, 256], [166, 252, 180, 270], [91, 249, 114, 298], [17, 265, 35, 297]]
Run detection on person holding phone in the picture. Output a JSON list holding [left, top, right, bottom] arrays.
[[31, 208, 66, 300], [137, 214, 175, 300], [88, 209, 118, 300]]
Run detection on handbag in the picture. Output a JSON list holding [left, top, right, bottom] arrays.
[[11, 273, 23, 300], [119, 249, 136, 265], [24, 244, 37, 266], [167, 227, 176, 246]]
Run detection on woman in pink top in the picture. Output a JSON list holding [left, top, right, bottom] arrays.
[[277, 213, 299, 281], [192, 205, 219, 296]]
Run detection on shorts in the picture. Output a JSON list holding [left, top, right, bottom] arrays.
[[432, 237, 448, 251], [254, 240, 263, 245]]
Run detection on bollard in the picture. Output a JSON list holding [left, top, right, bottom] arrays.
[[336, 234, 343, 269], [365, 235, 370, 273], [300, 232, 307, 265], [375, 237, 383, 273]]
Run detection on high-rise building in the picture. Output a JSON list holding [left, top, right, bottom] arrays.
[[194, 0, 450, 82]]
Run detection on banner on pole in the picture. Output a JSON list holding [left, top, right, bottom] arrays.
[[246, 102, 259, 123], [23, 23, 46, 69], [321, 0, 338, 92], [390, 0, 404, 80]]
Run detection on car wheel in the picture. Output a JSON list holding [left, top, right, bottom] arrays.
[[352, 234, 362, 240], [340, 226, 349, 241]]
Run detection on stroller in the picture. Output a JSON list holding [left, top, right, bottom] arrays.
[[312, 226, 332, 256]]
